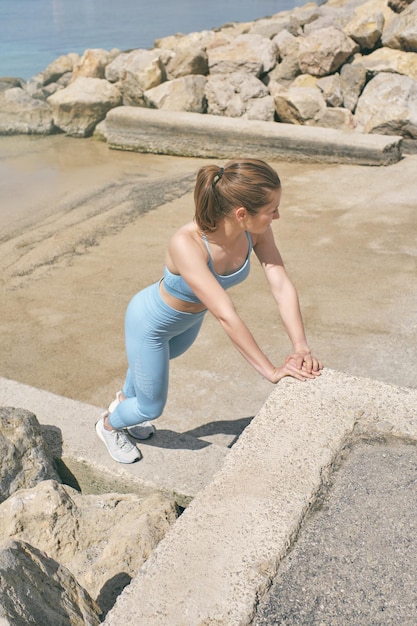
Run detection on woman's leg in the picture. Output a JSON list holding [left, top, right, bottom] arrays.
[[109, 283, 205, 430]]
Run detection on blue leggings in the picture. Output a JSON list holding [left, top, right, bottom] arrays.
[[109, 281, 206, 430]]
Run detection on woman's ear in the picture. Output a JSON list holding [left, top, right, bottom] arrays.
[[235, 206, 247, 222]]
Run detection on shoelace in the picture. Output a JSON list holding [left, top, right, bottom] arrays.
[[113, 430, 133, 450]]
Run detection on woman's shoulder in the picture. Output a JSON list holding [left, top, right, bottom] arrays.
[[170, 222, 202, 246], [167, 222, 207, 262]]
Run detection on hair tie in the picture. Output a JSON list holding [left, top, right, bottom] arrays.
[[212, 167, 224, 188]]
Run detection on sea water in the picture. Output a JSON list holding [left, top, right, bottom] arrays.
[[1, 0, 310, 80]]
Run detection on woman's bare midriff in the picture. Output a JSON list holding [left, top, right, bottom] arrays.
[[159, 280, 207, 314]]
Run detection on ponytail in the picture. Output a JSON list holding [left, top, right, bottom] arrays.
[[194, 159, 281, 232]]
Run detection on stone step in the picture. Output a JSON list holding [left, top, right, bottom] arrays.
[[0, 377, 229, 507], [105, 106, 403, 166]]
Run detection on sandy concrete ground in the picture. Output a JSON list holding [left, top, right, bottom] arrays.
[[1, 134, 416, 443]]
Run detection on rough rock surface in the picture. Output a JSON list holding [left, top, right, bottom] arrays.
[[0, 87, 55, 134], [0, 479, 179, 613], [355, 71, 417, 136], [0, 539, 102, 626], [0, 408, 180, 618], [47, 76, 122, 137], [0, 406, 59, 503], [144, 74, 207, 112], [205, 72, 273, 119]]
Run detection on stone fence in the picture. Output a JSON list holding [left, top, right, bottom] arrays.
[[0, 0, 416, 151]]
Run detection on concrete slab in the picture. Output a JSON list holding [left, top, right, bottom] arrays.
[[103, 369, 417, 626], [254, 440, 417, 625], [105, 107, 403, 166], [0, 377, 229, 507]]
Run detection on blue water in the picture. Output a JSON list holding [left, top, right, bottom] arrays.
[[1, 0, 309, 80]]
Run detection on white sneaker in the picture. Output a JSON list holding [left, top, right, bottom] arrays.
[[108, 391, 156, 440], [95, 418, 141, 464]]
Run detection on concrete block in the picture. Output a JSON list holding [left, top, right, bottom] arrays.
[[105, 107, 403, 166]]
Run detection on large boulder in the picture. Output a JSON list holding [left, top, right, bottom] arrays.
[[270, 80, 327, 125], [0, 407, 59, 502], [298, 26, 359, 76], [48, 76, 122, 137], [268, 30, 301, 82], [340, 62, 368, 112], [105, 48, 171, 88], [247, 14, 302, 38], [165, 45, 209, 79], [0, 88, 55, 135], [205, 72, 273, 120], [317, 73, 344, 107], [72, 48, 120, 80], [355, 72, 417, 137], [353, 47, 417, 80], [344, 3, 385, 50], [382, 0, 417, 51], [41, 52, 80, 86], [207, 34, 278, 77], [144, 75, 207, 113], [0, 479, 179, 613], [0, 539, 101, 625]]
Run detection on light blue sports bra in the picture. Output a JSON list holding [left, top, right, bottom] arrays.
[[163, 231, 253, 304]]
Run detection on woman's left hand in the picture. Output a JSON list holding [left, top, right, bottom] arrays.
[[285, 351, 323, 376]]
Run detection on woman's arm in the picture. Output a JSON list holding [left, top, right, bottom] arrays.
[[168, 229, 317, 383], [253, 226, 322, 374]]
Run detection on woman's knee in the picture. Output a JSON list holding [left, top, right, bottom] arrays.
[[135, 398, 165, 422]]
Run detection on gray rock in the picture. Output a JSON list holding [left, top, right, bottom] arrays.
[[317, 73, 344, 107], [248, 15, 301, 39], [388, 0, 414, 13], [166, 45, 209, 79], [271, 81, 327, 125], [0, 407, 59, 502], [0, 479, 179, 613], [354, 45, 417, 80], [268, 30, 301, 82], [0, 77, 25, 92], [303, 6, 353, 36], [298, 26, 359, 77], [105, 48, 170, 88], [205, 72, 271, 119], [208, 34, 278, 77], [273, 29, 301, 59], [0, 87, 55, 135], [119, 71, 146, 106], [245, 95, 275, 121], [340, 62, 368, 111], [42, 52, 80, 86], [355, 72, 417, 137], [48, 76, 122, 137], [382, 0, 417, 51], [344, 2, 385, 50], [144, 75, 207, 113], [0, 539, 101, 626], [312, 106, 356, 130], [72, 48, 120, 80]]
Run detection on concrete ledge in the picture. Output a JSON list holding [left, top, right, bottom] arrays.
[[0, 377, 229, 507], [105, 107, 403, 166], [103, 369, 417, 626]]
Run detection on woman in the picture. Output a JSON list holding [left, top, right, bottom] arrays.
[[96, 158, 322, 463]]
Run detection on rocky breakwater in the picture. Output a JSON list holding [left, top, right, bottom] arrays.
[[0, 407, 179, 625], [0, 0, 416, 150]]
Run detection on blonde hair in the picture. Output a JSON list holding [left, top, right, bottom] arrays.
[[194, 159, 281, 232]]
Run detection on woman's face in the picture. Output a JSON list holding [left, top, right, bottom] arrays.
[[244, 187, 281, 234]]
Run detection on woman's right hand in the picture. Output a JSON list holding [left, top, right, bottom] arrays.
[[268, 360, 319, 384]]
